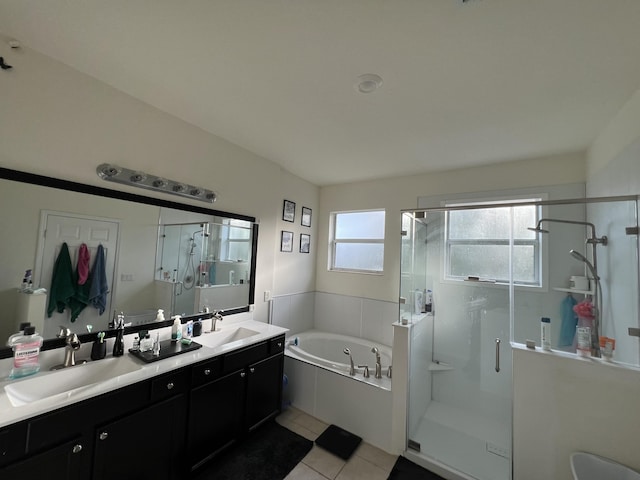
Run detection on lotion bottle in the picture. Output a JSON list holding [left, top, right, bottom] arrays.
[[171, 316, 182, 342], [541, 317, 551, 351]]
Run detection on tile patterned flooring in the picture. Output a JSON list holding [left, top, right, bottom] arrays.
[[276, 407, 398, 480]]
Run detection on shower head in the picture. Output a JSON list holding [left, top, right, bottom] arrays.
[[570, 249, 599, 280]]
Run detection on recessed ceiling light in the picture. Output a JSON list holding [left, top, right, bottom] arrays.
[[355, 74, 383, 94]]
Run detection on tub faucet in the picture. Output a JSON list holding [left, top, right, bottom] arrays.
[[372, 347, 382, 379], [358, 364, 370, 378], [343, 348, 355, 376], [52, 326, 82, 369]]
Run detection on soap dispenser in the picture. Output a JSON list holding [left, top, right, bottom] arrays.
[[112, 313, 125, 357]]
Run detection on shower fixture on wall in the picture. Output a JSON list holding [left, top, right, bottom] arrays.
[[528, 218, 607, 357], [97, 164, 217, 203]]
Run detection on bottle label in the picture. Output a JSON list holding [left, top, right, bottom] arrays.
[[14, 341, 41, 368]]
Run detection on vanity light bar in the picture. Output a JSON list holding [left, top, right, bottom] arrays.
[[97, 164, 217, 204]]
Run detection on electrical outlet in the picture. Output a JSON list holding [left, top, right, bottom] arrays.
[[263, 290, 271, 302]]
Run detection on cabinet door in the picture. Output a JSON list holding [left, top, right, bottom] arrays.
[[93, 394, 186, 480], [246, 354, 283, 431], [188, 368, 245, 472], [0, 437, 87, 480]]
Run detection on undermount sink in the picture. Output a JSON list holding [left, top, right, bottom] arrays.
[[571, 452, 640, 480], [4, 356, 143, 407], [194, 326, 260, 349]]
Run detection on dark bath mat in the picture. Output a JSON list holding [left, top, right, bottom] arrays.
[[192, 420, 312, 480], [387, 456, 446, 480], [315, 424, 362, 460]]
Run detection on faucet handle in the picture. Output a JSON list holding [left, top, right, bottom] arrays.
[[57, 326, 71, 338]]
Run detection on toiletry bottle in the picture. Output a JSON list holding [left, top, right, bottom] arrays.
[[156, 309, 165, 322], [9, 326, 43, 379], [193, 319, 202, 337], [185, 320, 193, 339], [7, 322, 31, 347], [541, 317, 551, 351], [171, 316, 182, 342], [425, 290, 433, 314], [140, 334, 153, 352]]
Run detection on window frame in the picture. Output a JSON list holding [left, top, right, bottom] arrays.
[[329, 209, 386, 274], [443, 198, 543, 287]]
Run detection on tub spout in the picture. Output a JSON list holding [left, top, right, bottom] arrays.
[[358, 365, 370, 378], [343, 348, 355, 376], [372, 347, 382, 379]]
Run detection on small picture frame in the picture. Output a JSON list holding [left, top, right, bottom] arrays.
[[283, 200, 296, 223], [300, 234, 310, 254], [281, 231, 293, 252], [301, 207, 312, 227]]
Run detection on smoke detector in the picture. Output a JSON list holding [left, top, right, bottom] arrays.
[[355, 74, 383, 94]]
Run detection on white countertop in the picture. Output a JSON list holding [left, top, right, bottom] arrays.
[[0, 319, 287, 428]]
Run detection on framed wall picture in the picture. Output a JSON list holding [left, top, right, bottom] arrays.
[[300, 233, 310, 253], [283, 200, 296, 222], [281, 230, 293, 252], [301, 207, 312, 227]]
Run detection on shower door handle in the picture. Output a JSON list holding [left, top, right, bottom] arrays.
[[495, 338, 501, 372]]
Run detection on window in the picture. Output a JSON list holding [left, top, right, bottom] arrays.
[[219, 219, 252, 262], [445, 200, 541, 285], [330, 210, 385, 273]]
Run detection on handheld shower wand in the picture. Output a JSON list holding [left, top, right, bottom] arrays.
[[343, 348, 355, 376]]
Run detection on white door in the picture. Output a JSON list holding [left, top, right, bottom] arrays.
[[35, 212, 120, 338]]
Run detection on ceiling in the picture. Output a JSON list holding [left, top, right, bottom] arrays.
[[1, 1, 640, 186]]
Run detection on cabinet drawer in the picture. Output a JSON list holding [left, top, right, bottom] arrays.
[[269, 336, 285, 355], [151, 369, 188, 403], [191, 357, 222, 387], [223, 341, 268, 374]]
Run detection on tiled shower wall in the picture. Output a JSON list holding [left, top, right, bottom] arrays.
[[270, 292, 396, 347]]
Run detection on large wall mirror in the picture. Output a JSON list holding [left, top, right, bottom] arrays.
[[0, 168, 257, 349]]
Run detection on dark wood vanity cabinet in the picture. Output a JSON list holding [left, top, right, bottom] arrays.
[[187, 335, 285, 473], [0, 334, 285, 479]]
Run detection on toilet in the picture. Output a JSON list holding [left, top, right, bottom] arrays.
[[571, 452, 640, 480]]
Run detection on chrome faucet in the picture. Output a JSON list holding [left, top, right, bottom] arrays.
[[358, 364, 370, 378], [211, 310, 224, 331], [343, 348, 355, 376], [52, 326, 82, 369], [372, 347, 382, 379]]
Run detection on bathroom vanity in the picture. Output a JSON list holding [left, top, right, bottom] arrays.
[[0, 321, 286, 479]]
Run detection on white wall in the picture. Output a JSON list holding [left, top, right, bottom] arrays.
[[316, 152, 586, 304], [0, 44, 319, 328]]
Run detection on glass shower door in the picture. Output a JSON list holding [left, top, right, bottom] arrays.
[[405, 208, 512, 480]]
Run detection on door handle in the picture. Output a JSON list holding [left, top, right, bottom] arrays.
[[495, 338, 501, 372]]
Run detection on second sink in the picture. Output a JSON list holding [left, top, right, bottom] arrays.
[[194, 326, 260, 349]]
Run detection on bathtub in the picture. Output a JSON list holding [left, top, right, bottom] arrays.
[[285, 330, 392, 390], [283, 330, 394, 452]]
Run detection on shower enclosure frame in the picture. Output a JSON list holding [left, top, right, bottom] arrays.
[[401, 194, 640, 480]]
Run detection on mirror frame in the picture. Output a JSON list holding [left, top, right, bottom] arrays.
[[0, 167, 258, 358]]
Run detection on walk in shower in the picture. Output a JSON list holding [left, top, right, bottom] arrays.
[[401, 195, 639, 480]]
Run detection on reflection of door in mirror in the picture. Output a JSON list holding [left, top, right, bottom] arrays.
[[33, 211, 120, 338]]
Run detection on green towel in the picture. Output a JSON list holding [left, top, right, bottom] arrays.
[[47, 243, 76, 317], [68, 266, 91, 322]]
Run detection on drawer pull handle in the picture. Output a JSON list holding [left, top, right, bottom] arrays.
[[72, 444, 83, 454], [249, 367, 255, 374], [167, 382, 175, 390], [204, 368, 211, 376], [99, 432, 108, 441], [240, 372, 246, 378], [277, 342, 282, 348]]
